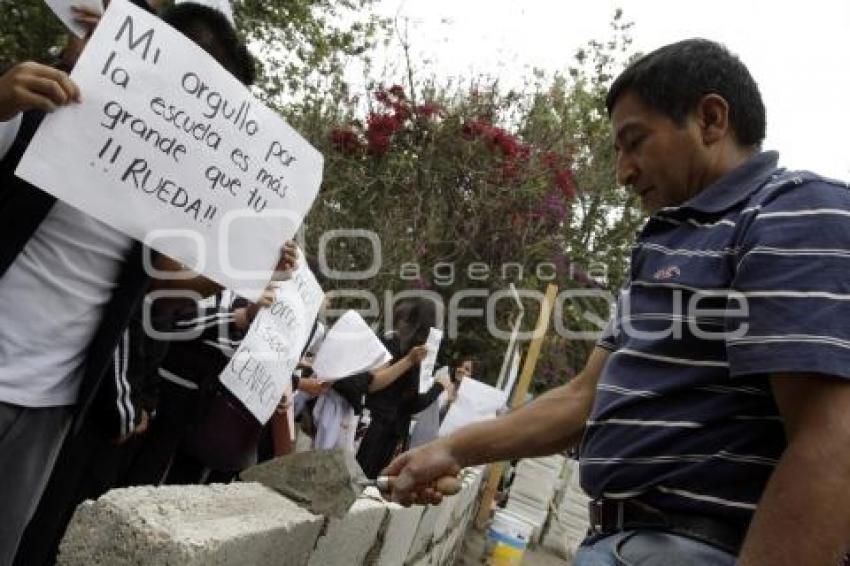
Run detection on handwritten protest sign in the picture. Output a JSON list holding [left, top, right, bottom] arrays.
[[18, 0, 323, 300], [219, 256, 324, 426], [418, 327, 443, 393], [45, 0, 103, 38]]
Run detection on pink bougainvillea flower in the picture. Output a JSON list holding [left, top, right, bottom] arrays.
[[329, 128, 363, 156], [554, 169, 576, 200]]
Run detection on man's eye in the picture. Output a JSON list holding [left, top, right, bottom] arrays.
[[625, 134, 645, 151]]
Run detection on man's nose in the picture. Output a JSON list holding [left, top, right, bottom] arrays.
[[616, 153, 638, 189]]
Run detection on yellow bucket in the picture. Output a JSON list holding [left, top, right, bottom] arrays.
[[486, 511, 534, 565]]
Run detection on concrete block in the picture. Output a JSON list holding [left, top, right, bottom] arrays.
[[431, 492, 460, 543], [406, 502, 442, 562], [409, 550, 434, 566], [375, 503, 425, 566], [308, 497, 387, 566], [58, 483, 323, 566]]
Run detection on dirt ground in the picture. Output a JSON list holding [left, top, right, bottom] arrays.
[[455, 525, 569, 566]]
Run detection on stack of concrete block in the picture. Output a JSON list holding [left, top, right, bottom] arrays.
[[541, 459, 591, 560], [58, 467, 487, 566], [503, 454, 566, 541]]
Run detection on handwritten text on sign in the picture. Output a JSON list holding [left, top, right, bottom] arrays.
[[220, 260, 325, 424], [17, 0, 323, 301]]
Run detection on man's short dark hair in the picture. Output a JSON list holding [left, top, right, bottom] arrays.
[[606, 38, 766, 147], [160, 3, 256, 86]]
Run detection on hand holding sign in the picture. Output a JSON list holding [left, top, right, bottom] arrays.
[[0, 62, 80, 121]]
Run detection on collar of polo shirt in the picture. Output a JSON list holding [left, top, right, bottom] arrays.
[[664, 151, 781, 215]]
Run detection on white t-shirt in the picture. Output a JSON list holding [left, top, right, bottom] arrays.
[[0, 114, 21, 158], [0, 117, 133, 407]]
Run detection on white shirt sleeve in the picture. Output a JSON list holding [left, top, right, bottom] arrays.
[[0, 114, 22, 160]]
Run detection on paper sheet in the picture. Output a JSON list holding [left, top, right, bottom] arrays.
[[312, 310, 392, 381], [418, 327, 443, 394], [439, 377, 508, 437]]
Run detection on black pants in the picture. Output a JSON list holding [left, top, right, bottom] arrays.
[[356, 416, 402, 479], [122, 380, 198, 486]]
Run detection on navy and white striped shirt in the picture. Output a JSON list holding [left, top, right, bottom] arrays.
[[580, 151, 850, 527]]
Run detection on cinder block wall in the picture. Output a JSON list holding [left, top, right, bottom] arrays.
[[58, 468, 485, 566]]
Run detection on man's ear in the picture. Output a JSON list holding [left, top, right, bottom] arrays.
[[696, 94, 731, 146]]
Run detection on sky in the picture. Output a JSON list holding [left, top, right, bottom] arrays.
[[361, 0, 850, 179]]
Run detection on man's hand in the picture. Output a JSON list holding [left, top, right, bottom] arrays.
[[0, 62, 80, 121], [298, 376, 330, 397], [383, 438, 462, 507], [406, 344, 429, 365], [271, 241, 298, 281]]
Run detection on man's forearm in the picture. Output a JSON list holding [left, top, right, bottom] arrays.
[[447, 376, 594, 468], [739, 436, 850, 565]]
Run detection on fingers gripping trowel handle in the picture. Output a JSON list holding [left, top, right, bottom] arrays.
[[374, 475, 462, 496]]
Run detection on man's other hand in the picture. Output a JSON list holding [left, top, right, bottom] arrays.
[[0, 62, 80, 121]]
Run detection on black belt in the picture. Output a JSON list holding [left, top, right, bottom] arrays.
[[588, 498, 744, 556]]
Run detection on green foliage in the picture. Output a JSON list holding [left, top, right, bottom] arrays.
[[0, 2, 67, 66]]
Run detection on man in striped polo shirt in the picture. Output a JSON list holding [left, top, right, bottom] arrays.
[[385, 38, 850, 565]]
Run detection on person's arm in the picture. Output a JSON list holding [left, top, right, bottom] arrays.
[[737, 374, 850, 565], [368, 345, 428, 393], [385, 346, 609, 505], [402, 370, 452, 415]]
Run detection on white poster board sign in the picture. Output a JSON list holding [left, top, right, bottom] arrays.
[[45, 0, 104, 38], [439, 377, 508, 437], [219, 257, 324, 426], [18, 0, 323, 301], [312, 310, 392, 381], [418, 327, 442, 394]]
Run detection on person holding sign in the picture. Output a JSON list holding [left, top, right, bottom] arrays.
[[0, 4, 290, 563]]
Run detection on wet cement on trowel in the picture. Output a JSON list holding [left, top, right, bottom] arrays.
[[240, 449, 368, 518]]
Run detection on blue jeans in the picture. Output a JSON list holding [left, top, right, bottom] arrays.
[[574, 530, 737, 566]]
